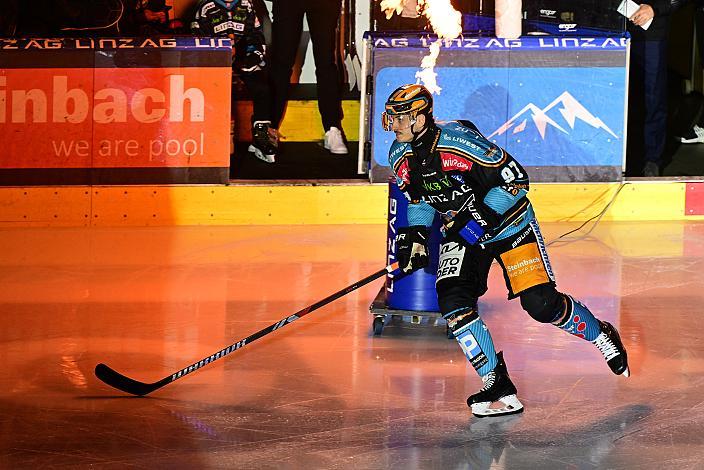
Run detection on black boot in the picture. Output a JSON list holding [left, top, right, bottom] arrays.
[[467, 351, 524, 418], [592, 321, 630, 377], [248, 121, 276, 163]]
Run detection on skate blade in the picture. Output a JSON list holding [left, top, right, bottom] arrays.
[[471, 394, 524, 418], [248, 145, 275, 164], [622, 366, 630, 378]]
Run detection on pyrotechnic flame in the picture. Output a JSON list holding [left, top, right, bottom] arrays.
[[379, 0, 462, 95], [417, 0, 461, 94], [380, 0, 409, 20], [419, 0, 462, 39], [415, 40, 442, 94], [419, 39, 440, 69]]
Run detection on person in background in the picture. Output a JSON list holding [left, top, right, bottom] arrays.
[[626, 0, 684, 176], [133, 0, 185, 35], [191, 0, 277, 163], [0, 0, 19, 37], [678, 0, 704, 144], [269, 0, 348, 155]]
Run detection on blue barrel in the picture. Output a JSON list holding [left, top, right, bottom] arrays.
[[386, 180, 442, 312]]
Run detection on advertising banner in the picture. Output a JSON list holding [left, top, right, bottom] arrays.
[[0, 37, 232, 185], [364, 35, 628, 183]]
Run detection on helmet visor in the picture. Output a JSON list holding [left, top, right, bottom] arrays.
[[382, 112, 415, 131]]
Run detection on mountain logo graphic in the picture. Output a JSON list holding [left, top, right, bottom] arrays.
[[488, 91, 619, 141]]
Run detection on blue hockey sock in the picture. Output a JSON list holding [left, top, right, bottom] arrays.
[[446, 308, 498, 377], [554, 295, 601, 341]]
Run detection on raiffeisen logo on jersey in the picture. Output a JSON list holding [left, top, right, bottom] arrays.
[[488, 91, 619, 141], [0, 75, 205, 124]]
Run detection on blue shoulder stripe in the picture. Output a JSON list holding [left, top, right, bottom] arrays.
[[436, 145, 506, 167], [436, 122, 507, 167]]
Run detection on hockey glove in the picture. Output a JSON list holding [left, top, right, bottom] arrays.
[[443, 196, 497, 245], [238, 49, 266, 73], [396, 225, 430, 274]]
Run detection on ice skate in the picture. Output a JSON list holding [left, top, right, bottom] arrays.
[[467, 351, 524, 418], [592, 321, 630, 377], [248, 121, 276, 163]]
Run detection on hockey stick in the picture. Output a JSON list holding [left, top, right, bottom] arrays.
[[349, 0, 362, 90], [95, 262, 399, 396], [342, 0, 357, 90]]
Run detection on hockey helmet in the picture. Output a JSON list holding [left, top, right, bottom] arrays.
[[382, 84, 433, 131]]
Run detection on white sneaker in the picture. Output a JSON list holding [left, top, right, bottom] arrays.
[[324, 127, 348, 154], [680, 125, 704, 144]]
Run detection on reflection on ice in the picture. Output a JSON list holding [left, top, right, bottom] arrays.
[[0, 223, 702, 468]]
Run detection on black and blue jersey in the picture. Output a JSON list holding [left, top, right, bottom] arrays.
[[388, 120, 534, 244]]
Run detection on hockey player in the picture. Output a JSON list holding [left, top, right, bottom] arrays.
[[191, 0, 276, 163], [384, 84, 630, 418]]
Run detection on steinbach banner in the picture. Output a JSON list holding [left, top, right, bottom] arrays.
[[0, 37, 232, 185]]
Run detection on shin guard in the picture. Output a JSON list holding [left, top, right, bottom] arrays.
[[553, 295, 601, 341], [445, 308, 498, 377]]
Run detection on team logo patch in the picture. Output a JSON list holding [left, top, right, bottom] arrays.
[[457, 330, 488, 370], [439, 152, 473, 172], [483, 147, 499, 158], [436, 242, 465, 282], [397, 159, 411, 184], [500, 242, 550, 294], [459, 331, 482, 357]]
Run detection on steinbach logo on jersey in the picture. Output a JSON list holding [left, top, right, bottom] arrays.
[[439, 152, 473, 172], [488, 91, 618, 141]]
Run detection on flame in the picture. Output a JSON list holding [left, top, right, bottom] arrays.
[[380, 0, 462, 95], [415, 40, 442, 94], [419, 0, 462, 39], [417, 0, 462, 94], [380, 0, 409, 20]]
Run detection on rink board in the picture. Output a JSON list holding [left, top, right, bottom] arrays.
[[0, 37, 232, 185], [0, 181, 702, 227]]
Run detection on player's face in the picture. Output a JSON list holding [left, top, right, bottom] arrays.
[[390, 114, 416, 142]]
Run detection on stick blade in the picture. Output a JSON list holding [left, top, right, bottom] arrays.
[[344, 54, 356, 91], [95, 363, 160, 396], [352, 54, 362, 91]]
